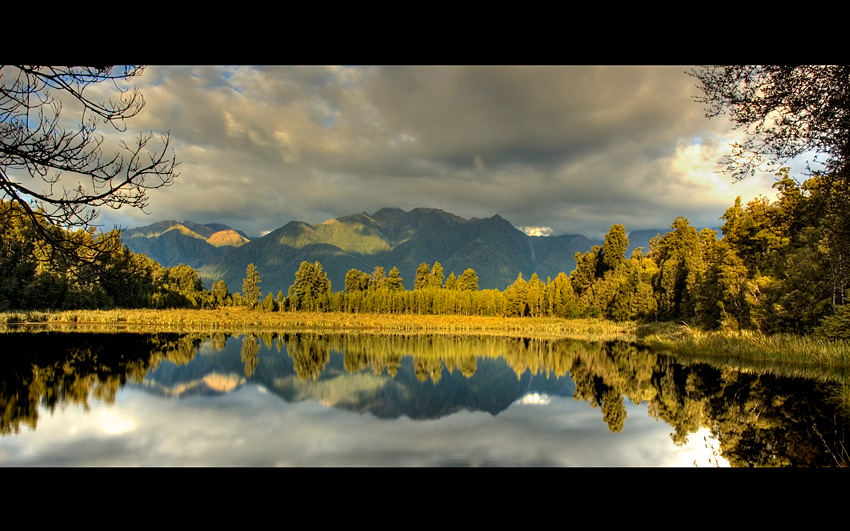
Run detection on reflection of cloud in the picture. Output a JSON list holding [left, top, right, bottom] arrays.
[[100, 411, 134, 435], [519, 392, 551, 405], [0, 387, 727, 467]]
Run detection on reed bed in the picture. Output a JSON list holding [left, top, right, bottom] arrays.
[[638, 321, 850, 367]]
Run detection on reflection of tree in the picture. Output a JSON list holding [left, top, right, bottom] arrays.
[[414, 357, 443, 383], [287, 335, 330, 381], [601, 388, 626, 433], [0, 332, 202, 435], [240, 334, 260, 378], [570, 360, 628, 433], [458, 356, 477, 378], [645, 361, 850, 466], [210, 332, 228, 351]]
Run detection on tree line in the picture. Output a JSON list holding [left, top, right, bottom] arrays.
[[2, 168, 850, 337]]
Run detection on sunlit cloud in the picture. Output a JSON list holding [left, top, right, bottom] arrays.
[[521, 226, 553, 237]]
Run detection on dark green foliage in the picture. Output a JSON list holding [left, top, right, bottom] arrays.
[[345, 269, 371, 293], [650, 217, 707, 321], [816, 306, 850, 339], [0, 199, 224, 311]]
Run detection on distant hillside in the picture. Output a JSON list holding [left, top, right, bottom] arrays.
[[122, 220, 250, 268], [196, 207, 603, 296]]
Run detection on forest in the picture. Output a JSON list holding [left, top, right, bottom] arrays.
[[2, 166, 849, 340]]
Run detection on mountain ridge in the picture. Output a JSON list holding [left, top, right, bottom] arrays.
[[125, 208, 693, 295], [189, 207, 603, 295], [122, 220, 250, 269]]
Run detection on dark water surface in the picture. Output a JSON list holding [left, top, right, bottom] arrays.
[[1, 331, 847, 466]]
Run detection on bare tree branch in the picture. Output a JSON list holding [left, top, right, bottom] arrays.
[[0, 65, 179, 270]]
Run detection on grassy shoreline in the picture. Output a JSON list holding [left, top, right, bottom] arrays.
[[4, 308, 850, 367], [0, 308, 636, 341]]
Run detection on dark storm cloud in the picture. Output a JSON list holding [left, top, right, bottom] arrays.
[[101, 65, 778, 239]]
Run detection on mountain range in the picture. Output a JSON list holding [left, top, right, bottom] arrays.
[[122, 220, 250, 268], [121, 207, 669, 295]]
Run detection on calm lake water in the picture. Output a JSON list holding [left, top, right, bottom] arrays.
[[1, 330, 848, 467]]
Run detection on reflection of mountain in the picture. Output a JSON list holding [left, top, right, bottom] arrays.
[[274, 355, 575, 419], [140, 334, 576, 419], [143, 371, 246, 397]]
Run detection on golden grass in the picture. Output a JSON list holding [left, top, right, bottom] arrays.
[[0, 308, 636, 342]]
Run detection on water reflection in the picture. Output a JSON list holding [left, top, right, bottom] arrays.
[[1, 331, 848, 466]]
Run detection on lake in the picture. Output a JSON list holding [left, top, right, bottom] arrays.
[[1, 330, 848, 467]]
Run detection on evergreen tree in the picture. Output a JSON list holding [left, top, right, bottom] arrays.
[[386, 266, 404, 291], [551, 272, 581, 318], [345, 269, 370, 293], [601, 224, 629, 272], [262, 292, 276, 312], [288, 261, 331, 311], [458, 268, 479, 292], [242, 263, 261, 309], [571, 246, 601, 297], [414, 262, 431, 290], [650, 217, 707, 320], [505, 273, 529, 317], [211, 280, 229, 307], [370, 266, 386, 290], [428, 262, 445, 289]]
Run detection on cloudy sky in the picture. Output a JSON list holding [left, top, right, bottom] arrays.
[[93, 65, 801, 239]]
